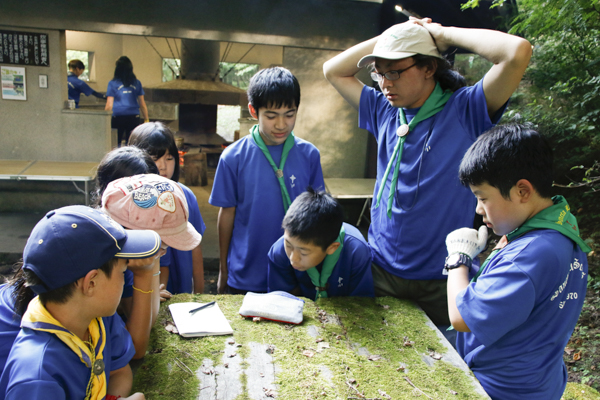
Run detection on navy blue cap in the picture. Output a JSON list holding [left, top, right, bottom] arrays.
[[23, 205, 161, 294]]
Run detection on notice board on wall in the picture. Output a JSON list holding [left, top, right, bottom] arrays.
[[0, 30, 49, 67]]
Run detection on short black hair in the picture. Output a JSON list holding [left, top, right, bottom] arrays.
[[247, 67, 300, 111], [282, 188, 344, 250], [459, 123, 554, 199], [93, 146, 159, 207], [68, 59, 85, 71], [19, 258, 117, 308], [128, 122, 181, 182]]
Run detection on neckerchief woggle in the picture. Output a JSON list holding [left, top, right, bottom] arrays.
[[306, 225, 346, 300], [251, 124, 294, 213], [375, 83, 453, 218], [472, 196, 591, 283], [21, 297, 107, 400]]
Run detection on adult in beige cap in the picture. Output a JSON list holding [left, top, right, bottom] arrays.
[[323, 17, 531, 336]]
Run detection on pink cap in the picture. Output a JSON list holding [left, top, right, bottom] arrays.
[[102, 174, 202, 251]]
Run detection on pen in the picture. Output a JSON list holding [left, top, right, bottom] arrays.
[[189, 301, 216, 314]]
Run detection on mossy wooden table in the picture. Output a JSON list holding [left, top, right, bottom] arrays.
[[132, 294, 490, 399]]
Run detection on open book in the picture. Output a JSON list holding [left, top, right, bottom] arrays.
[[168, 302, 233, 337]]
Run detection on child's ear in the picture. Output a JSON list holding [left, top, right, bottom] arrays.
[[248, 104, 258, 119], [325, 242, 341, 255], [515, 179, 534, 202], [80, 269, 100, 297]]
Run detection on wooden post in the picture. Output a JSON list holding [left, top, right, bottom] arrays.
[[183, 152, 208, 186]]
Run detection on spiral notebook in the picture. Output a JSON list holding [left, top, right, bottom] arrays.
[[168, 302, 233, 337]]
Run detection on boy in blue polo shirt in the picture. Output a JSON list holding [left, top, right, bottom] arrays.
[[268, 188, 373, 299], [67, 59, 105, 108], [0, 206, 159, 400], [210, 67, 325, 294], [444, 124, 590, 400]]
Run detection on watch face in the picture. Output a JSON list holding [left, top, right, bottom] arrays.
[[447, 253, 461, 265]]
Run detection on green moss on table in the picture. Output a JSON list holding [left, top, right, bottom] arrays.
[[133, 294, 488, 399]]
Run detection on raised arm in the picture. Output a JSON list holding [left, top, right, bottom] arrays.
[[125, 254, 162, 359], [323, 36, 379, 110], [411, 17, 532, 117]]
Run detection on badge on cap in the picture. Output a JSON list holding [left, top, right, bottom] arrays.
[[132, 185, 159, 209], [158, 192, 176, 213]]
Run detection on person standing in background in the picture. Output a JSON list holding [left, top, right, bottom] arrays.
[[105, 56, 149, 146], [67, 59, 105, 108]]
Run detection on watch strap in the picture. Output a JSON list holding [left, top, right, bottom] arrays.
[[444, 253, 473, 270]]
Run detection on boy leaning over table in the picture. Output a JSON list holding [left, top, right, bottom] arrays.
[[267, 187, 374, 299], [444, 123, 590, 400]]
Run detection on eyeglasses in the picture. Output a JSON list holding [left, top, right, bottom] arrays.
[[370, 63, 417, 82]]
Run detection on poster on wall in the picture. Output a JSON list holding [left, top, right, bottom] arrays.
[[1, 66, 27, 100], [0, 30, 49, 66]]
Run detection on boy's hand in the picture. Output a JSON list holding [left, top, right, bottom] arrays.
[[127, 249, 165, 273], [446, 225, 488, 259], [159, 283, 172, 303], [408, 16, 449, 52]]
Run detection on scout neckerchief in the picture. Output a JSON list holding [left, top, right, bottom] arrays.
[[375, 83, 453, 218], [21, 297, 107, 400], [472, 196, 591, 282], [251, 124, 295, 212], [306, 225, 346, 300]]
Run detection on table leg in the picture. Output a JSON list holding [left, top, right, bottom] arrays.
[[357, 198, 372, 226]]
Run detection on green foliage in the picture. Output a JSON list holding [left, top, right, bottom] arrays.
[[219, 62, 259, 90], [453, 53, 493, 86], [463, 0, 600, 230], [162, 58, 180, 82]]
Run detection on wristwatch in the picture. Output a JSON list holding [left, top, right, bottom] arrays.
[[444, 253, 472, 271]]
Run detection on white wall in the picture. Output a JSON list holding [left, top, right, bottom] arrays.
[[0, 26, 112, 162]]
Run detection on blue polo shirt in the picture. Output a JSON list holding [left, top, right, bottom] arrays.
[[106, 79, 144, 116], [456, 230, 588, 400], [359, 79, 503, 280], [0, 313, 135, 399], [67, 72, 94, 107]]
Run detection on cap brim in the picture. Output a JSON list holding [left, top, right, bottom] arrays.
[[357, 51, 417, 68], [116, 230, 162, 259], [160, 221, 202, 251]]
